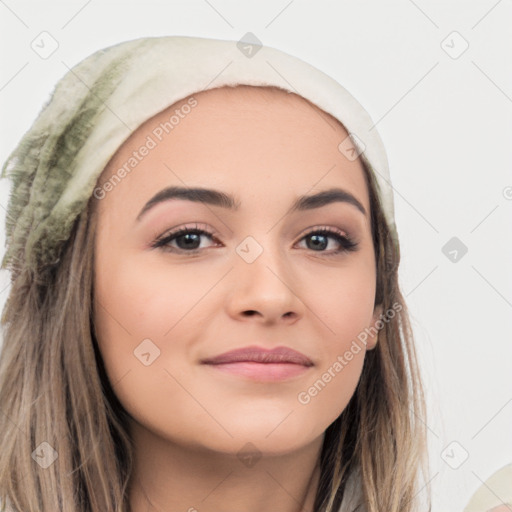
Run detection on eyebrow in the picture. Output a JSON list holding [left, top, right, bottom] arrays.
[[136, 185, 367, 222]]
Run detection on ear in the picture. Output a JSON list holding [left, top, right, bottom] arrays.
[[365, 304, 383, 351]]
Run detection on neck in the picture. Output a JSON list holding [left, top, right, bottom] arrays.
[[127, 419, 324, 512]]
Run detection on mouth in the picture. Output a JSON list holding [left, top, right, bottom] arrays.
[[201, 345, 313, 382]]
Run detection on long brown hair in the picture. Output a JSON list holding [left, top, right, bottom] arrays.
[[0, 86, 430, 512]]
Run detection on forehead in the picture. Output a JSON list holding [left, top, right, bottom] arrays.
[[94, 84, 370, 217], [189, 84, 347, 134], [102, 83, 353, 167]]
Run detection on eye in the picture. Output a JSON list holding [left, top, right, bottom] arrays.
[[150, 224, 358, 255], [150, 224, 219, 253], [296, 227, 358, 256]]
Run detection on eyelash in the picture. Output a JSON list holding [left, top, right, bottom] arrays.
[[151, 223, 359, 257]]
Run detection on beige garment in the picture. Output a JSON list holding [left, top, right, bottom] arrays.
[[463, 464, 512, 512], [338, 470, 367, 512]]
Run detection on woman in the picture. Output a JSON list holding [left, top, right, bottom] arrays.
[[0, 35, 429, 512]]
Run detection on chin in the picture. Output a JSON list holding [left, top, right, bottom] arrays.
[[196, 418, 324, 456]]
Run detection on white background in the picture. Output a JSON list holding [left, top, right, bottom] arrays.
[[1, 1, 511, 511]]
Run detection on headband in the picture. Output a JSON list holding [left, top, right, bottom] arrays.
[[1, 35, 397, 274]]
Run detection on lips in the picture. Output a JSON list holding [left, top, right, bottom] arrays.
[[201, 345, 313, 366]]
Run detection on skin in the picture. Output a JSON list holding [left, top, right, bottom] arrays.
[[92, 85, 383, 512]]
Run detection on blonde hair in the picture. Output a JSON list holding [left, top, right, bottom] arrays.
[[315, 160, 430, 511], [0, 86, 430, 512]]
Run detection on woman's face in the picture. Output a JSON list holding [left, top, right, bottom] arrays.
[[93, 86, 382, 455]]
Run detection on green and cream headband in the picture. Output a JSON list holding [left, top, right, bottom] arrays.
[[1, 35, 397, 274]]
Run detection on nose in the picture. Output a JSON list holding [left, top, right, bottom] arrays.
[[225, 243, 304, 325]]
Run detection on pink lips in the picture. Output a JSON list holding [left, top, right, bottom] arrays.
[[201, 345, 313, 381]]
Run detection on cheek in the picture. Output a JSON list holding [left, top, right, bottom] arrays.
[[312, 259, 377, 346], [92, 249, 219, 391], [294, 262, 375, 420], [92, 248, 166, 384], [92, 255, 200, 433], [95, 239, 208, 333], [297, 350, 365, 428]]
